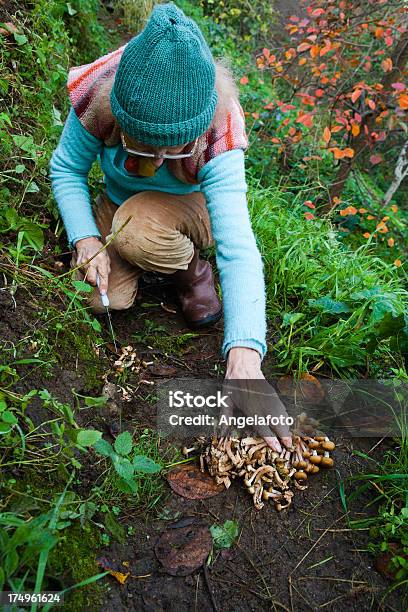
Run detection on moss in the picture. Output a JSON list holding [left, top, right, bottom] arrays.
[[48, 523, 106, 612], [54, 324, 105, 392]]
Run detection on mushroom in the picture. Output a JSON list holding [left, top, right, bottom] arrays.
[[182, 445, 197, 456], [320, 452, 334, 468], [294, 470, 308, 481], [321, 438, 336, 452], [309, 450, 322, 465]]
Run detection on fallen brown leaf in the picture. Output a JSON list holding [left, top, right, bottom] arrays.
[[155, 522, 212, 576], [167, 463, 224, 499]]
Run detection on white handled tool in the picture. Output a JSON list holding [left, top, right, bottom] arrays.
[[96, 274, 118, 352]]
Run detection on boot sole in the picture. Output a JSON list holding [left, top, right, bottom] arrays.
[[185, 309, 223, 330]]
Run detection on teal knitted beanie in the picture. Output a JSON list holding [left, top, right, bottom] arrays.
[[110, 2, 218, 146]]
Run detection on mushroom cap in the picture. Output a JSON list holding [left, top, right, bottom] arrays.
[[322, 441, 335, 451], [310, 454, 322, 464], [294, 471, 308, 481], [308, 440, 320, 449], [321, 456, 334, 468]]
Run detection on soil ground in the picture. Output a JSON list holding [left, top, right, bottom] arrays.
[[1, 276, 403, 612]]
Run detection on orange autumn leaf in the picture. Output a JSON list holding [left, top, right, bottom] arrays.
[[351, 89, 362, 103], [391, 204, 398, 213], [343, 148, 355, 158], [398, 94, 408, 110], [303, 200, 316, 209], [239, 75, 249, 85], [367, 215, 375, 220], [367, 98, 376, 110], [298, 57, 307, 66], [351, 123, 360, 137], [304, 212, 315, 220], [394, 259, 402, 267], [375, 27, 384, 38], [323, 126, 331, 144], [363, 232, 371, 238], [263, 47, 271, 59], [387, 237, 395, 247], [359, 208, 368, 214], [310, 45, 320, 59], [381, 58, 393, 72]]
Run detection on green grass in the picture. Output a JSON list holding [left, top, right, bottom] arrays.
[[248, 180, 407, 376]]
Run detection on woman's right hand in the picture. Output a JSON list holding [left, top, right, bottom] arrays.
[[74, 237, 111, 294]]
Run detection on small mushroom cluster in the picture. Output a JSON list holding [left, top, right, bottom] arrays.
[[112, 345, 153, 376], [189, 432, 335, 511]]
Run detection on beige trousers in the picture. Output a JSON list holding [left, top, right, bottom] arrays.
[[71, 190, 213, 314]]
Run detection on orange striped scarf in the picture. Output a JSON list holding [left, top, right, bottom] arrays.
[[67, 46, 248, 184]]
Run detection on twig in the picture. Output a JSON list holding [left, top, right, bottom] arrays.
[[203, 564, 218, 612]]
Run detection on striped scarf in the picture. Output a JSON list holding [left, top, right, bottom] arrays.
[[67, 46, 248, 184]]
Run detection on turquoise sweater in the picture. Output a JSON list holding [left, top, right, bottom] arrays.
[[50, 109, 267, 360]]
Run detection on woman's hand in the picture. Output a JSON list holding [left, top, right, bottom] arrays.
[[74, 237, 111, 294], [222, 347, 293, 453]]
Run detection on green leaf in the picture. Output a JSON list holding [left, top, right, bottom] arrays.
[[84, 395, 108, 408], [14, 164, 26, 174], [19, 221, 44, 250], [0, 565, 4, 592], [93, 438, 114, 457], [210, 520, 239, 550], [13, 32, 28, 45], [113, 456, 134, 480], [77, 429, 102, 447], [26, 181, 40, 194], [1, 411, 18, 425], [4, 548, 19, 577], [66, 2, 78, 15], [116, 478, 138, 495], [91, 318, 102, 332], [0, 423, 12, 434], [114, 431, 133, 456], [132, 455, 162, 474], [104, 512, 125, 543], [282, 312, 304, 326], [12, 134, 36, 155], [308, 296, 350, 314], [71, 279, 93, 293]]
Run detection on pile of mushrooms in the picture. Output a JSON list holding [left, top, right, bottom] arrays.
[[183, 419, 335, 511]]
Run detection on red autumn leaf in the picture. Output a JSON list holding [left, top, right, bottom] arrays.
[[385, 36, 393, 47], [296, 113, 314, 127], [311, 8, 325, 17], [315, 88, 324, 97], [297, 42, 312, 52], [323, 126, 331, 144], [367, 99, 376, 110], [263, 47, 270, 59], [304, 212, 315, 220], [270, 137, 281, 144], [303, 201, 316, 209], [370, 154, 383, 165], [239, 75, 249, 85]]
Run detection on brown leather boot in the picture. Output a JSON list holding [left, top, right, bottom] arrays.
[[172, 249, 222, 329]]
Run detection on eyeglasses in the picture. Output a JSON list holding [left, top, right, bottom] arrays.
[[120, 132, 198, 160]]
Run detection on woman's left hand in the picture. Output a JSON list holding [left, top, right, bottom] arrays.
[[223, 347, 293, 452]]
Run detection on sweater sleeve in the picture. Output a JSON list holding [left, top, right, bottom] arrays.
[[198, 149, 267, 361], [50, 107, 103, 247]]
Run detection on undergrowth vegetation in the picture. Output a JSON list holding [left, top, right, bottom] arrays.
[[0, 0, 407, 606]]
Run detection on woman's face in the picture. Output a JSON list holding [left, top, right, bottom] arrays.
[[123, 133, 189, 168]]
